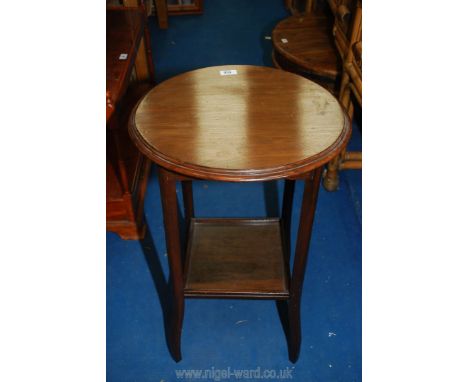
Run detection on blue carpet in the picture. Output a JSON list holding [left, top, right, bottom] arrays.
[[107, 1, 362, 381]]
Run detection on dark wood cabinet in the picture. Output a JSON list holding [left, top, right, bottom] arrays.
[[106, 7, 155, 239]]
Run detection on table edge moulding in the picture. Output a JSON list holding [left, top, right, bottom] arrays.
[[129, 65, 351, 182]]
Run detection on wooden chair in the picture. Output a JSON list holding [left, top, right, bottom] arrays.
[[323, 0, 362, 191]]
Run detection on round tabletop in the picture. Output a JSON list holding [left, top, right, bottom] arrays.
[[272, 14, 340, 80], [129, 65, 351, 181]]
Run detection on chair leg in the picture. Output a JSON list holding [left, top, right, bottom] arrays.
[[287, 167, 322, 362], [323, 70, 354, 192], [158, 167, 184, 362], [323, 156, 340, 191]]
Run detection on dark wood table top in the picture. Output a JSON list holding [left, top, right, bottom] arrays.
[[129, 65, 351, 181], [272, 13, 340, 79], [106, 7, 145, 122]]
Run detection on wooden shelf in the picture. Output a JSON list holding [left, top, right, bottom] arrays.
[[184, 218, 289, 299]]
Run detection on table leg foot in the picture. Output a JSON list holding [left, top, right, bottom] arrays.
[[277, 298, 301, 363], [169, 302, 183, 362], [287, 300, 301, 363]]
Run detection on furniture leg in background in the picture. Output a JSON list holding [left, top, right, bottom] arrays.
[[323, 0, 362, 191]]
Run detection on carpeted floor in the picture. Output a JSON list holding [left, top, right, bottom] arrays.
[[107, 1, 361, 381]]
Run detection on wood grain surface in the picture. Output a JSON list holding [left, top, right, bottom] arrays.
[[272, 13, 339, 80], [184, 218, 289, 299], [129, 65, 350, 181]]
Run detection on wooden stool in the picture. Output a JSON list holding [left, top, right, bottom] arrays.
[[129, 65, 351, 362], [272, 10, 340, 94]]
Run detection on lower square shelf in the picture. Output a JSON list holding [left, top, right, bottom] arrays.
[[184, 218, 290, 299]]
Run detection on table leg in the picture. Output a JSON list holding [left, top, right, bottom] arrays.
[[158, 167, 184, 362], [287, 166, 323, 363]]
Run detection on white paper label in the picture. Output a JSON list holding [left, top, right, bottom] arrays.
[[281, 38, 288, 43], [119, 53, 128, 60], [264, 36, 271, 40], [219, 69, 238, 76]]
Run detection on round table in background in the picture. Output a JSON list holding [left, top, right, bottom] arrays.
[[272, 13, 340, 94], [129, 65, 351, 362]]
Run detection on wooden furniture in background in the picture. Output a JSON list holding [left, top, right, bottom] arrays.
[[128, 65, 351, 362], [167, 0, 203, 15], [272, 1, 341, 94], [154, 0, 169, 28], [285, 0, 328, 15], [323, 0, 362, 191], [122, 0, 168, 29], [106, 6, 155, 239]]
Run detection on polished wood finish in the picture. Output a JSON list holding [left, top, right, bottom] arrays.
[[106, 7, 155, 239], [130, 65, 350, 362], [272, 9, 340, 94], [288, 166, 323, 362], [184, 218, 289, 299], [129, 65, 350, 181], [323, 0, 362, 191], [158, 167, 184, 361]]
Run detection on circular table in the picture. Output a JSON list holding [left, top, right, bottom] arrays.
[[129, 65, 351, 362], [272, 13, 340, 93]]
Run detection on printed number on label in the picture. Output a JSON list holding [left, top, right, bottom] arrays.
[[220, 70, 238, 76]]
